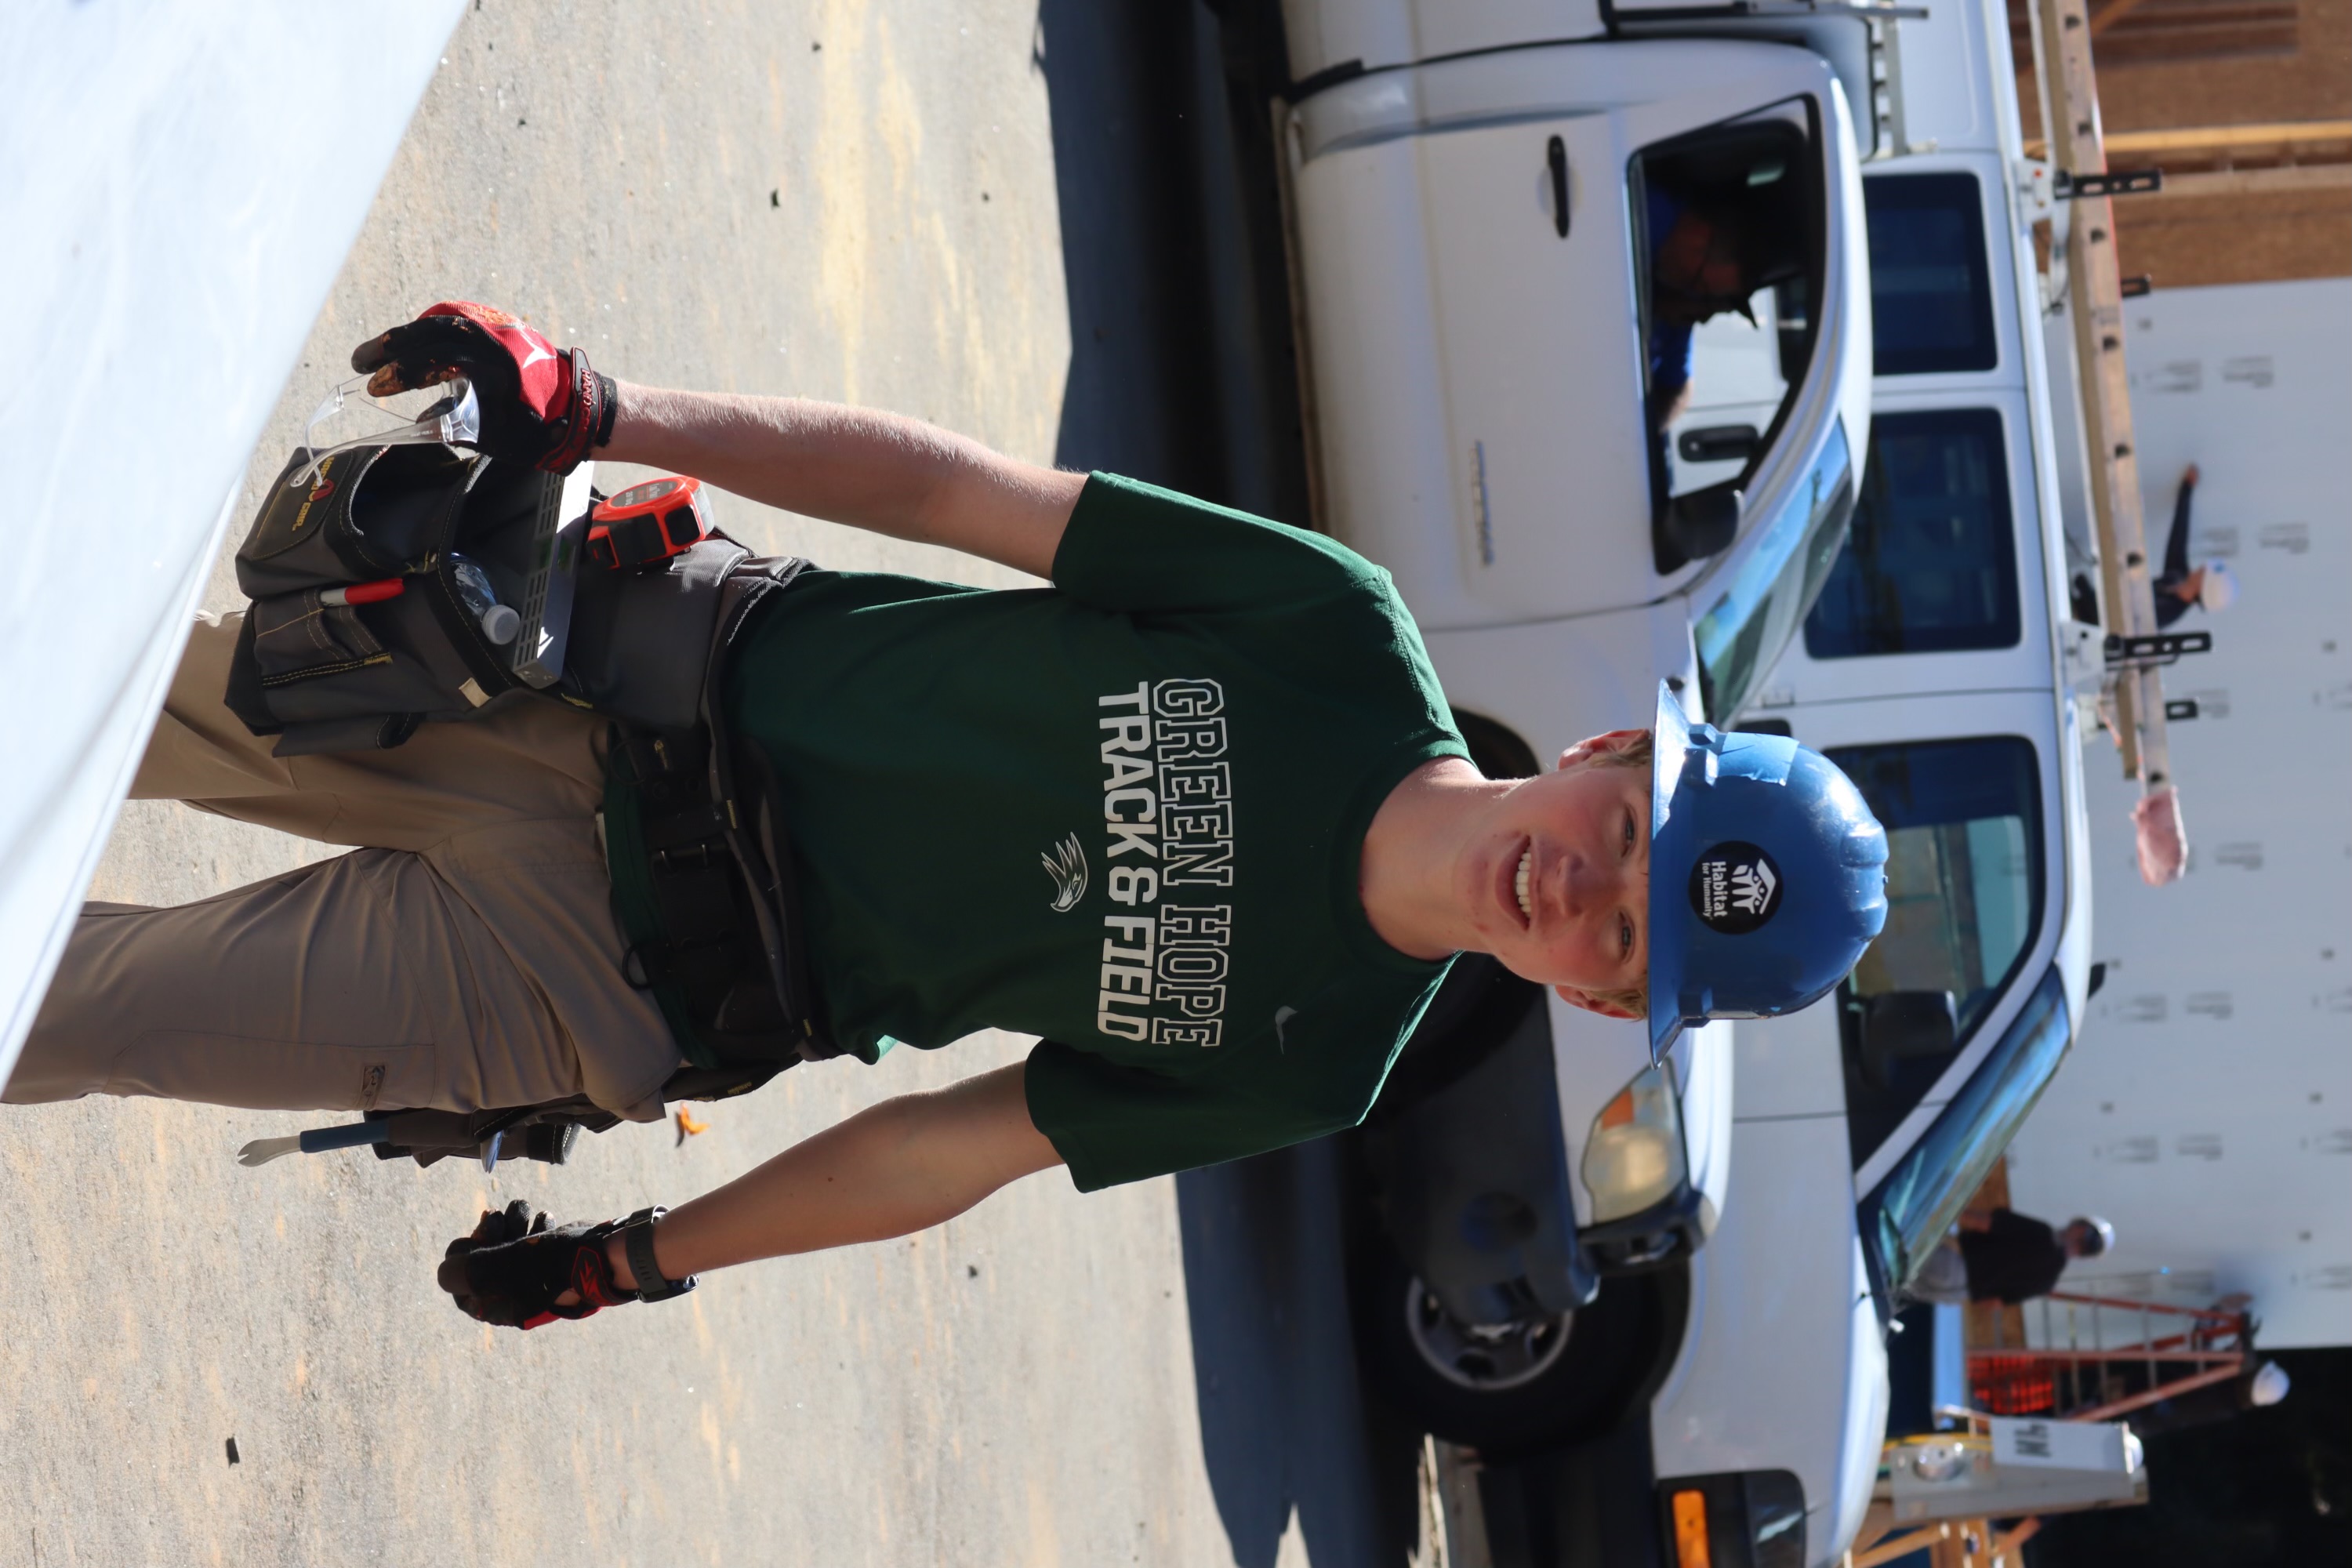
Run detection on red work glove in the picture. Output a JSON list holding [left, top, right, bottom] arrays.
[[437, 1200, 634, 1330], [350, 301, 615, 474]]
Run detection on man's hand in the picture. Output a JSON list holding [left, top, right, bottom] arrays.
[[437, 1065, 1062, 1333], [437, 1200, 635, 1330], [351, 302, 613, 474]]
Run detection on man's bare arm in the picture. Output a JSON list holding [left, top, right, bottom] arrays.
[[598, 383, 1085, 581], [601, 1062, 1063, 1290]]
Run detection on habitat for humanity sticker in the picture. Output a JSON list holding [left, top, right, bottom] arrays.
[[1690, 841, 1781, 934]]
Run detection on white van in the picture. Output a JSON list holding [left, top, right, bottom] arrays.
[[1264, 0, 1889, 1456], [1419, 0, 2103, 1561]]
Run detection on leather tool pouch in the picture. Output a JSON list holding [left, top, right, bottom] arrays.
[[227, 442, 583, 754], [226, 439, 765, 752]]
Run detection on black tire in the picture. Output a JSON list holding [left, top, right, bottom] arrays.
[[1351, 1236, 1678, 1456]]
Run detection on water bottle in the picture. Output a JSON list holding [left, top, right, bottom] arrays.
[[449, 556, 521, 645]]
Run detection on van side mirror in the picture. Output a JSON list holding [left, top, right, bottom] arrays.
[[1857, 990, 1958, 1089], [1661, 481, 1741, 565]]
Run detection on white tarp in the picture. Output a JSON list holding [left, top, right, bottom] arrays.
[[0, 0, 466, 1090]]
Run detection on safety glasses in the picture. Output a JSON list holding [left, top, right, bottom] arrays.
[[288, 375, 481, 491]]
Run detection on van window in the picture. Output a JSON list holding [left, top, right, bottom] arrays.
[[1803, 408, 2021, 658], [1633, 111, 1823, 545], [1864, 173, 1997, 376], [1861, 965, 2071, 1297], [1823, 735, 2043, 1169]]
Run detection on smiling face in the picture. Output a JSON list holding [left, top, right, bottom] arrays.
[[1455, 730, 1653, 1018]]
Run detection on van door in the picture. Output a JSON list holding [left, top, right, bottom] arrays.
[[1418, 97, 1827, 612], [1304, 75, 1832, 626], [1748, 154, 2051, 710], [1408, 107, 1653, 619], [1739, 689, 2066, 1188], [1753, 388, 2055, 708]]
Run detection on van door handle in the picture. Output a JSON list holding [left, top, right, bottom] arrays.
[[1547, 136, 1570, 238]]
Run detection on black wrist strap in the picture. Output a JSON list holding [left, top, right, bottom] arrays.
[[619, 1206, 697, 1302], [592, 372, 619, 449]]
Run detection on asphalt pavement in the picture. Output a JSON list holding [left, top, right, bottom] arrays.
[[1, 3, 1433, 1564]]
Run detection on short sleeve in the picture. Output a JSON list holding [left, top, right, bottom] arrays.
[[1051, 473, 1385, 619], [1024, 1039, 1347, 1192]]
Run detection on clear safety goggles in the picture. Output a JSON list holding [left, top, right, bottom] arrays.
[[288, 375, 481, 490]]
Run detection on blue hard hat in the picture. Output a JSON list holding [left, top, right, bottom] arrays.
[[1648, 684, 1889, 1060]]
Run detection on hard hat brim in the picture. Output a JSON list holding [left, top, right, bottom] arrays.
[[1648, 683, 1698, 1062]]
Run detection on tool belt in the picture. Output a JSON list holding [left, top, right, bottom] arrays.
[[223, 439, 844, 1165], [597, 550, 850, 1075]]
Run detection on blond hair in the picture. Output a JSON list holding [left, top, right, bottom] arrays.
[[1581, 731, 1654, 773], [1564, 729, 1654, 1016], [1579, 982, 1649, 1019]]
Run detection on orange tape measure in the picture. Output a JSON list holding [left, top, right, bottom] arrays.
[[588, 475, 713, 570]]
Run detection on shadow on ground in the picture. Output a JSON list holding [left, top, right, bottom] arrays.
[[1035, 0, 1308, 521], [1178, 1141, 1431, 1566]]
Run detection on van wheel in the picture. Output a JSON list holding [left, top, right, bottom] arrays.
[[1352, 1238, 1667, 1455]]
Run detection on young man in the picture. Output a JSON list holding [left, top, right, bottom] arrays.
[[2150, 463, 2238, 629], [8, 304, 1888, 1328]]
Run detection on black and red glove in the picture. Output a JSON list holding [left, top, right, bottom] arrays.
[[437, 1200, 635, 1330], [350, 301, 615, 474]]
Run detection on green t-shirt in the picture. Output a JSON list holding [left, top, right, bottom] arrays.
[[723, 474, 1465, 1189]]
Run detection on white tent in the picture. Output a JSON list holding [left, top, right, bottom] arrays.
[[0, 0, 466, 1089]]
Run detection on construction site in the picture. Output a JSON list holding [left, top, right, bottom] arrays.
[[2, 2, 2344, 1566]]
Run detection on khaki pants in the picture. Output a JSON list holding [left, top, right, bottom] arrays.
[[7, 614, 680, 1120]]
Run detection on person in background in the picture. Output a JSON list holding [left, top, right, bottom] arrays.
[[2065, 463, 2238, 628], [2152, 463, 2238, 628], [1910, 1208, 2114, 1306], [1644, 188, 1759, 434]]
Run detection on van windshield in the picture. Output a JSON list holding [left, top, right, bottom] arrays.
[[1691, 418, 1855, 722], [1860, 967, 2071, 1296], [1823, 735, 2045, 1168]]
